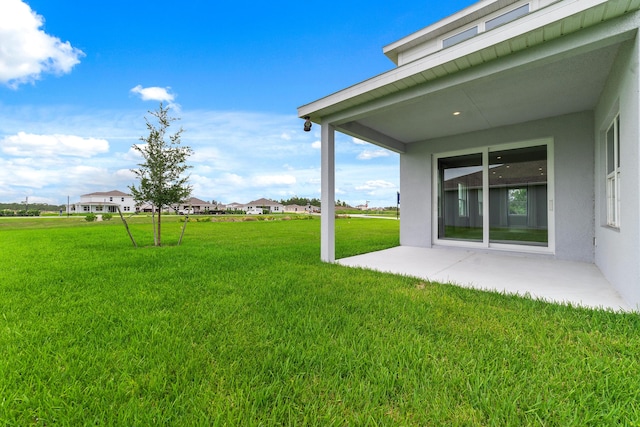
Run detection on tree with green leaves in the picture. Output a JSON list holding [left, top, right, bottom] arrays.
[[129, 103, 193, 246]]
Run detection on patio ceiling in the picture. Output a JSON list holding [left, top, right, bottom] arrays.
[[347, 41, 622, 145]]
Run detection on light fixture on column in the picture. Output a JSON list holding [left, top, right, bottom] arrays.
[[303, 116, 312, 132]]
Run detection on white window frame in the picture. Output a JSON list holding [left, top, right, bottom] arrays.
[[606, 115, 620, 228], [458, 182, 469, 217]]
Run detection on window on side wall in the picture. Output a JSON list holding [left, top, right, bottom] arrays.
[[606, 115, 620, 228]]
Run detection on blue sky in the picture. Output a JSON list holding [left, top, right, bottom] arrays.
[[1, 0, 476, 207]]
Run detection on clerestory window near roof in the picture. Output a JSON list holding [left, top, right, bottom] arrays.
[[441, 3, 531, 50], [443, 26, 479, 49], [486, 4, 530, 31]]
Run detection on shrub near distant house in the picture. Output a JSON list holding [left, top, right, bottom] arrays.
[[85, 213, 97, 222], [102, 213, 113, 221], [15, 209, 41, 217]]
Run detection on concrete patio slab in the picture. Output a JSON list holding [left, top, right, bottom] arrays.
[[337, 246, 633, 312]]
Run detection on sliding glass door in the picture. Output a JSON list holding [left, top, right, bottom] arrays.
[[437, 153, 483, 242], [488, 145, 548, 246], [435, 140, 552, 251]]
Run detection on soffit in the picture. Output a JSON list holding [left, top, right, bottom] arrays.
[[352, 43, 620, 144]]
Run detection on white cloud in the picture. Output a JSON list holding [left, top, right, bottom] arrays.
[[311, 140, 321, 149], [190, 146, 223, 164], [1, 132, 109, 158], [252, 174, 296, 187], [0, 106, 397, 207], [357, 149, 390, 160], [189, 174, 217, 199], [355, 180, 396, 191], [130, 85, 175, 103], [194, 165, 214, 174], [352, 138, 368, 145], [119, 146, 144, 162], [0, 159, 57, 188], [0, 0, 84, 87], [218, 173, 245, 186], [0, 158, 110, 193], [114, 169, 136, 180]]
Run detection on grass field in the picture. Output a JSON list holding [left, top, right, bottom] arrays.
[[1, 216, 639, 425]]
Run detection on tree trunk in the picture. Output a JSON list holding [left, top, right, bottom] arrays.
[[157, 209, 162, 246], [152, 206, 157, 246], [117, 207, 137, 248], [178, 204, 191, 246]]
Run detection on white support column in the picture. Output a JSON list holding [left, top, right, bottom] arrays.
[[321, 122, 336, 262]]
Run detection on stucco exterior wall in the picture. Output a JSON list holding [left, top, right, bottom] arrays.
[[399, 143, 432, 247], [594, 38, 640, 309], [400, 111, 595, 262]]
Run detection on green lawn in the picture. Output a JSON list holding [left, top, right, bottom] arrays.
[[0, 216, 639, 425]]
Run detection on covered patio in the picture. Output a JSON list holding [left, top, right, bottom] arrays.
[[338, 246, 632, 312], [300, 0, 640, 310]]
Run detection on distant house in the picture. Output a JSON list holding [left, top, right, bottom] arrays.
[[136, 202, 163, 213], [299, 0, 640, 309], [73, 190, 135, 214], [284, 204, 310, 213], [137, 197, 220, 214], [173, 197, 214, 214], [225, 202, 244, 211], [228, 199, 313, 213], [244, 198, 285, 213]]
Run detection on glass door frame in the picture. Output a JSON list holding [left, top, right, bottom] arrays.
[[432, 138, 555, 254]]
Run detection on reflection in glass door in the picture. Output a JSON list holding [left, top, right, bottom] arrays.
[[437, 153, 483, 242], [436, 143, 550, 249], [489, 145, 547, 246]]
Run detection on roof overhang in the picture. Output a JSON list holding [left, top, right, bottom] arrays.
[[298, 0, 640, 153]]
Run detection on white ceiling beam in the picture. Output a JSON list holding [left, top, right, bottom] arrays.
[[338, 122, 407, 153]]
